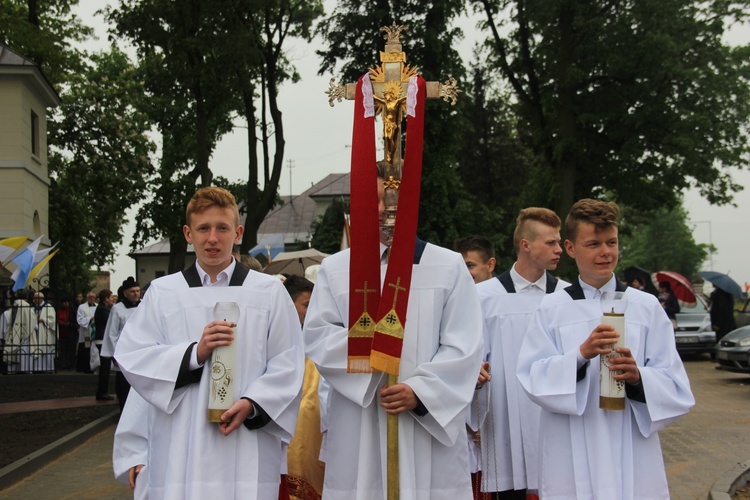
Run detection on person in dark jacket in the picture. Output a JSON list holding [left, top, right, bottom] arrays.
[[658, 281, 681, 331], [94, 289, 114, 400], [709, 288, 736, 342]]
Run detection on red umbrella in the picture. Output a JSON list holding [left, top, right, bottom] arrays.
[[652, 271, 697, 307]]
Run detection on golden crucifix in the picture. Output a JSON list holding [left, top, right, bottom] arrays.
[[325, 22, 460, 500], [327, 22, 460, 169], [326, 22, 461, 248]]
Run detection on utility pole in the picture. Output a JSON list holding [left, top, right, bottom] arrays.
[[287, 159, 295, 200]]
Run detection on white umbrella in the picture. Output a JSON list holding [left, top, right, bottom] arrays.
[[262, 249, 329, 277]]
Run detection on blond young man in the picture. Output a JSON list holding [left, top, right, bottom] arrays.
[[472, 208, 567, 499], [516, 199, 694, 500], [115, 187, 303, 498]]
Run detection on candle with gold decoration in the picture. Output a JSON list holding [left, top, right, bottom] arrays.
[[208, 302, 239, 422], [599, 291, 627, 410]]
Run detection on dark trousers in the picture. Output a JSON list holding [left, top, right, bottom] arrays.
[[77, 342, 93, 373], [95, 344, 112, 397], [115, 371, 130, 412]]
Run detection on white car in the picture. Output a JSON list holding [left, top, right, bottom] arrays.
[[674, 296, 715, 354]]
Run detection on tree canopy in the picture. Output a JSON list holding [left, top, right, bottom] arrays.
[[618, 202, 710, 280], [472, 0, 750, 223], [1, 1, 155, 295], [49, 48, 156, 293], [3, 0, 749, 291], [108, 0, 323, 270]]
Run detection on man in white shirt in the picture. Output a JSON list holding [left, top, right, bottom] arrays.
[[101, 276, 141, 411], [473, 208, 566, 499], [115, 186, 304, 499], [516, 199, 694, 500], [76, 291, 97, 373], [32, 291, 57, 372]]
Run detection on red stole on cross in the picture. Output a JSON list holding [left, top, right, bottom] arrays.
[[347, 74, 381, 372], [347, 75, 426, 376]]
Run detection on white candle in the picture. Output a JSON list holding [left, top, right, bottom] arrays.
[[599, 313, 626, 410], [208, 302, 240, 422]]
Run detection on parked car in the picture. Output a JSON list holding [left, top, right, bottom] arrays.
[[714, 325, 750, 373], [674, 296, 715, 355], [735, 298, 750, 329]]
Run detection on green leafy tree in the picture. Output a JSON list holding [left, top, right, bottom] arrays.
[[2, 2, 155, 295], [110, 0, 323, 268], [473, 0, 750, 221], [108, 0, 241, 272], [318, 1, 487, 249], [49, 49, 156, 293], [618, 202, 709, 279], [311, 197, 348, 254], [231, 0, 324, 254], [0, 0, 91, 87]]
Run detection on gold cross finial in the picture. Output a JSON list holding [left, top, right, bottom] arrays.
[[380, 22, 407, 44]]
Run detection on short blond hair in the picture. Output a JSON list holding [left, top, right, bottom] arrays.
[[564, 199, 619, 242], [513, 207, 561, 253], [186, 187, 240, 227]]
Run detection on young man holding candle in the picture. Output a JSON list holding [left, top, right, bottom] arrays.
[[516, 198, 694, 500], [115, 186, 304, 498]]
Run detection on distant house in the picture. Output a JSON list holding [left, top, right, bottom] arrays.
[[130, 173, 350, 286], [0, 44, 60, 295]]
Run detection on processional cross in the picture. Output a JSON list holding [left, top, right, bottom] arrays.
[[325, 22, 461, 500], [327, 22, 460, 242]]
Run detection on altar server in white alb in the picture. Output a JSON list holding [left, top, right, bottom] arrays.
[[473, 207, 567, 499], [304, 161, 483, 500], [101, 276, 141, 412], [516, 199, 694, 500], [115, 186, 304, 499]]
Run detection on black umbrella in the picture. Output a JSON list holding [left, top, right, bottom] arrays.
[[698, 271, 743, 298], [622, 266, 659, 296]]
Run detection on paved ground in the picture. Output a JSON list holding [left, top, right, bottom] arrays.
[[0, 356, 747, 499], [662, 355, 750, 499], [0, 425, 131, 500]]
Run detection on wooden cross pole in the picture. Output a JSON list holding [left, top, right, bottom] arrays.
[[325, 22, 460, 500]]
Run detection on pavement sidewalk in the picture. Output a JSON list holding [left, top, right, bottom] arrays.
[[0, 424, 131, 499], [0, 357, 747, 499]]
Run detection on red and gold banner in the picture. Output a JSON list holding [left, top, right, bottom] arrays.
[[346, 75, 426, 376], [347, 74, 382, 373]]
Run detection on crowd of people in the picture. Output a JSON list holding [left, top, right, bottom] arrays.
[[93, 175, 702, 500], [0, 278, 144, 404]]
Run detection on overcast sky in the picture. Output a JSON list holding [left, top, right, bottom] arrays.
[[72, 1, 750, 291]]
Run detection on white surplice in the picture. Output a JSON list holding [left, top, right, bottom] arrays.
[[77, 302, 96, 343], [112, 389, 150, 500], [472, 270, 568, 493], [32, 303, 56, 372], [3, 300, 35, 371], [115, 269, 304, 500], [516, 278, 694, 500], [304, 244, 483, 500], [101, 301, 138, 371]]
